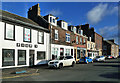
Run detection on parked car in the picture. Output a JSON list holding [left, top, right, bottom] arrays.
[[106, 55, 114, 59], [77, 57, 93, 64], [48, 56, 76, 69], [93, 56, 105, 62]]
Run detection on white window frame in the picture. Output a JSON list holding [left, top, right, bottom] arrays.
[[76, 36, 78, 44], [66, 33, 70, 43], [5, 23, 15, 40], [55, 29, 58, 40], [38, 31, 44, 44]]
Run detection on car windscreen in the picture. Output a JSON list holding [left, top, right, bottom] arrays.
[[96, 56, 100, 58], [65, 56, 73, 59]]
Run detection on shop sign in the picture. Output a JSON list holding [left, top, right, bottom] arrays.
[[16, 43, 38, 48]]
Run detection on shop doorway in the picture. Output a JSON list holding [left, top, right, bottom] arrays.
[[29, 50, 35, 67]]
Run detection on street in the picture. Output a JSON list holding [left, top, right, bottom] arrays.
[[1, 58, 120, 82]]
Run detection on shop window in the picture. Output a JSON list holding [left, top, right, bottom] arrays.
[[52, 48, 58, 59], [37, 51, 46, 60], [55, 29, 58, 40], [38, 31, 44, 44], [66, 33, 70, 42], [65, 49, 70, 56], [18, 50, 26, 65], [2, 49, 15, 66], [23, 28, 31, 42], [5, 23, 15, 40]]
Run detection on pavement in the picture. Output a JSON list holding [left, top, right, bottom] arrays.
[[1, 58, 120, 82]]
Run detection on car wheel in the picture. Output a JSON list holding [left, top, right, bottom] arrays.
[[71, 62, 75, 67], [59, 63, 63, 69]]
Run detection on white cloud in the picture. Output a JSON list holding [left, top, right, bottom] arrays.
[[109, 6, 118, 14], [46, 9, 62, 16], [87, 3, 118, 24], [99, 25, 119, 45]]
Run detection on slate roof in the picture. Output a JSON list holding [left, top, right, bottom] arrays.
[[0, 10, 49, 32]]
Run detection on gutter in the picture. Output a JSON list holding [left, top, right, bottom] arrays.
[[0, 15, 50, 33]]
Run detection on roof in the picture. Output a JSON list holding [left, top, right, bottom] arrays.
[[0, 10, 49, 32], [105, 40, 119, 46]]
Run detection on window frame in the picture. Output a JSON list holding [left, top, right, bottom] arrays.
[[2, 49, 15, 67], [37, 51, 46, 60], [38, 31, 44, 44], [4, 23, 15, 41], [55, 29, 58, 40], [80, 37, 82, 45], [66, 33, 70, 43], [18, 50, 26, 65], [76, 36, 79, 44], [23, 27, 31, 43]]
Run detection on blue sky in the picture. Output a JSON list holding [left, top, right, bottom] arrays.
[[2, 2, 119, 46]]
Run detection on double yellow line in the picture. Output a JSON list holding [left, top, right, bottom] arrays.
[[0, 73, 39, 79]]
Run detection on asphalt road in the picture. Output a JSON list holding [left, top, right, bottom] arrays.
[[2, 58, 120, 82]]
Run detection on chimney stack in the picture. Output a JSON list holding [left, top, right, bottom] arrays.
[[28, 3, 41, 19]]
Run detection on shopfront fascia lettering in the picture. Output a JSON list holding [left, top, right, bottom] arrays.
[[16, 43, 38, 48]]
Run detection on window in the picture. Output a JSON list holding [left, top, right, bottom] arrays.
[[88, 43, 90, 48], [53, 19, 55, 23], [78, 29, 81, 34], [81, 30, 83, 35], [71, 27, 74, 31], [80, 37, 82, 45], [24, 28, 31, 42], [55, 29, 58, 40], [50, 17, 52, 23], [65, 49, 70, 56], [66, 33, 70, 42], [37, 51, 46, 60], [52, 48, 58, 59], [76, 36, 78, 44], [83, 38, 86, 44], [2, 49, 15, 66], [18, 50, 26, 65], [63, 22, 65, 27], [5, 23, 15, 40], [38, 31, 44, 44], [74, 27, 76, 33]]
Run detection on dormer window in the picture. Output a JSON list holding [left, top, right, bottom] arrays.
[[74, 27, 76, 33], [53, 19, 55, 23], [49, 15, 57, 26], [63, 23, 65, 27], [81, 30, 83, 35], [50, 17, 52, 23], [71, 27, 74, 31]]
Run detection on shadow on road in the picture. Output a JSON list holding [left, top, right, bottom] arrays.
[[99, 72, 120, 79], [93, 64, 120, 68]]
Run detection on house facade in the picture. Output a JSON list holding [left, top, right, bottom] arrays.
[[0, 10, 50, 69], [68, 25, 87, 61], [28, 4, 88, 61], [103, 40, 119, 57], [81, 24, 102, 56], [87, 37, 98, 59]]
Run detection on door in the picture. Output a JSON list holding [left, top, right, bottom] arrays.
[[29, 50, 35, 66]]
